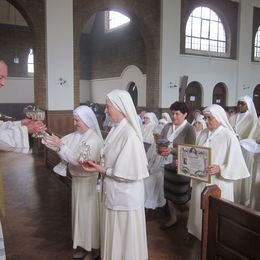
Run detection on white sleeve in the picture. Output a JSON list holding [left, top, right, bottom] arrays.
[[105, 168, 134, 183], [0, 125, 30, 153], [57, 145, 79, 165]]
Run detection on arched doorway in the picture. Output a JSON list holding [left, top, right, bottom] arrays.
[[79, 10, 146, 106], [212, 82, 227, 108], [253, 84, 260, 116], [185, 81, 202, 123], [127, 81, 138, 107], [74, 1, 160, 107]]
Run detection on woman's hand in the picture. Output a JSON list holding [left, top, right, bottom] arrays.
[[208, 164, 220, 175], [42, 135, 63, 149], [158, 146, 172, 156], [84, 161, 106, 174]]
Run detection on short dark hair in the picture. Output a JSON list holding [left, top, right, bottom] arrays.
[[170, 101, 189, 114]]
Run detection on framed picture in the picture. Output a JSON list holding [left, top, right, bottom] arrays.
[[177, 144, 211, 183]]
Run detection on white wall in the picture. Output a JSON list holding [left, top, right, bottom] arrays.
[[160, 0, 181, 107], [80, 65, 147, 106], [0, 77, 34, 103], [2, 0, 259, 109], [161, 0, 260, 108], [46, 0, 74, 110], [236, 0, 260, 100]]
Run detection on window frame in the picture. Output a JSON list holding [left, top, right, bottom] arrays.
[[184, 6, 228, 57], [252, 7, 260, 62], [254, 26, 260, 61], [180, 0, 238, 60]]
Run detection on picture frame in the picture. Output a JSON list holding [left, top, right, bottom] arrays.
[[177, 144, 211, 183]]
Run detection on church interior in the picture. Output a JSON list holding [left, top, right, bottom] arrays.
[[0, 0, 260, 259]]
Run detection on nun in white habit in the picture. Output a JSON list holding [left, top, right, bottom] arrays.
[[229, 96, 258, 205], [161, 112, 172, 123], [88, 89, 149, 260], [142, 112, 158, 144], [144, 119, 167, 210], [42, 105, 103, 259], [193, 114, 207, 139], [187, 104, 250, 240], [229, 95, 258, 139]]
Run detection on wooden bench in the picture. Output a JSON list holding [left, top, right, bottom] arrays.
[[201, 185, 260, 260]]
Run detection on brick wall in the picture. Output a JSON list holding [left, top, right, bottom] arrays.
[[74, 0, 161, 107], [80, 11, 146, 80]]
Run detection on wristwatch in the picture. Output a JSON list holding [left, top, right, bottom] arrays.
[[105, 168, 113, 176]]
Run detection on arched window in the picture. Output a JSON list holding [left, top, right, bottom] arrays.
[[105, 11, 130, 32], [254, 26, 260, 61], [185, 7, 226, 56], [27, 48, 34, 76]]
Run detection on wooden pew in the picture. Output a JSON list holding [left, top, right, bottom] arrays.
[[201, 185, 260, 260]]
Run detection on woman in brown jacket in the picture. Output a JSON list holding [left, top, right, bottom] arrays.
[[158, 102, 196, 229]]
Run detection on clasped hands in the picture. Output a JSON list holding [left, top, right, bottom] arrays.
[[157, 146, 172, 156]]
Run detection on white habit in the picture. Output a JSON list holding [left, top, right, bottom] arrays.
[[102, 117, 149, 260], [58, 128, 103, 251], [144, 143, 166, 209], [187, 126, 250, 240], [142, 112, 158, 144], [229, 111, 257, 139]]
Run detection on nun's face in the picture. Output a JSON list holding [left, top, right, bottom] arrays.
[[143, 116, 151, 125], [73, 115, 89, 133], [105, 99, 123, 123], [237, 101, 248, 113], [204, 115, 220, 130], [194, 121, 203, 132]]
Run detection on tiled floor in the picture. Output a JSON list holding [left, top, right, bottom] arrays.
[[0, 151, 200, 260]]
